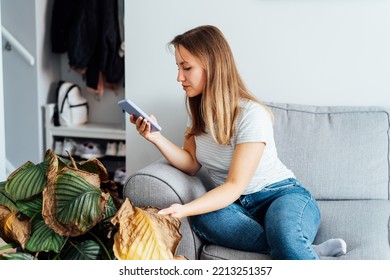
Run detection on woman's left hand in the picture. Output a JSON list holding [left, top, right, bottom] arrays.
[[158, 204, 186, 219]]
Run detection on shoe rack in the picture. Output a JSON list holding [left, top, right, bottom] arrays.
[[43, 104, 126, 197], [44, 104, 125, 141]]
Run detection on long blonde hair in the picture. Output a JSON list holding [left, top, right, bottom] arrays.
[[170, 25, 271, 145]]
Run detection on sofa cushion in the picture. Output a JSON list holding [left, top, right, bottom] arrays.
[[315, 200, 390, 260], [267, 103, 390, 200], [201, 244, 271, 260]]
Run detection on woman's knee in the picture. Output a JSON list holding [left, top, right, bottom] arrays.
[[265, 190, 320, 236], [264, 192, 320, 259]]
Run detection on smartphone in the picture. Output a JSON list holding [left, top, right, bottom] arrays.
[[117, 99, 162, 132]]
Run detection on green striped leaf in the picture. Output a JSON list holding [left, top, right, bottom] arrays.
[[55, 171, 103, 229], [5, 160, 49, 201], [16, 195, 42, 218], [0, 181, 18, 212], [105, 195, 117, 219], [61, 240, 103, 260], [0, 252, 35, 260], [42, 168, 106, 236], [25, 216, 66, 253]]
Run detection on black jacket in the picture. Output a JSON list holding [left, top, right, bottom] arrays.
[[51, 0, 124, 93]]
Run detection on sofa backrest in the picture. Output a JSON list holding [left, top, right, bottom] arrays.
[[266, 102, 390, 201]]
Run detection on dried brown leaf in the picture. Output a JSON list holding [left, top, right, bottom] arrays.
[[111, 198, 182, 260], [42, 150, 107, 236], [0, 205, 30, 249]]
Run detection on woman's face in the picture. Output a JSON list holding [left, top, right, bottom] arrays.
[[175, 45, 206, 98]]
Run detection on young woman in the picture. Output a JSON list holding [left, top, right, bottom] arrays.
[[130, 25, 346, 260]]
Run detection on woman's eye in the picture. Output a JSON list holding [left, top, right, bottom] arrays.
[[184, 67, 192, 71]]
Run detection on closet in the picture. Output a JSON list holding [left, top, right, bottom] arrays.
[[2, 0, 127, 192]]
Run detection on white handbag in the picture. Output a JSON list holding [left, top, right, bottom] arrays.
[[55, 81, 89, 126]]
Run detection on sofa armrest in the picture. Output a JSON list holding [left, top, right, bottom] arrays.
[[123, 158, 212, 259]]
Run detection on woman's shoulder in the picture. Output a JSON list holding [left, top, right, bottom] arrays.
[[238, 98, 271, 119], [234, 98, 274, 143]]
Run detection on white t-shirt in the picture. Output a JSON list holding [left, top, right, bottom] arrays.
[[192, 99, 295, 195]]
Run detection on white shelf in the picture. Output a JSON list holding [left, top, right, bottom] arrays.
[[44, 104, 126, 150], [49, 122, 125, 140]]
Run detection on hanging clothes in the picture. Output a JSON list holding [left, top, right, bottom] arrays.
[[51, 0, 124, 96]]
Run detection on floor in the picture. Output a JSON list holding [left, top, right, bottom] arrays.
[[0, 237, 14, 254], [1, 237, 18, 255], [0, 238, 6, 246]]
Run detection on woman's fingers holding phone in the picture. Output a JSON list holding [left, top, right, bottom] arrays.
[[130, 114, 161, 143], [129, 115, 144, 131], [129, 114, 137, 125]]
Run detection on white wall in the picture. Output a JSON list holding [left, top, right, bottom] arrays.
[[1, 0, 65, 169], [127, 0, 390, 173], [0, 2, 6, 181], [2, 0, 42, 168]]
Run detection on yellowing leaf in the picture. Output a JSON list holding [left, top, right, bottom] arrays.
[[42, 150, 108, 236], [111, 198, 182, 260], [0, 205, 30, 249]]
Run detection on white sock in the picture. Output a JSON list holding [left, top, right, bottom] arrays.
[[312, 238, 347, 257]]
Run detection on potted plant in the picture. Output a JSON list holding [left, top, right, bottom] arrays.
[[0, 149, 183, 260]]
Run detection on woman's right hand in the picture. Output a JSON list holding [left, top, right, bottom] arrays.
[[130, 114, 160, 142], [130, 115, 201, 176]]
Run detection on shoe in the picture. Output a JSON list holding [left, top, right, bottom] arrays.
[[117, 141, 126, 157], [54, 140, 63, 155], [105, 141, 117, 156], [79, 142, 104, 159], [74, 142, 85, 157], [74, 142, 93, 157], [114, 167, 126, 185], [62, 138, 76, 156]]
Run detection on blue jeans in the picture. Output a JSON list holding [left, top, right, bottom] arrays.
[[190, 178, 321, 260]]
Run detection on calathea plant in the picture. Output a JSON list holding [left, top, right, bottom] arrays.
[[0, 149, 119, 260], [0, 149, 185, 260]]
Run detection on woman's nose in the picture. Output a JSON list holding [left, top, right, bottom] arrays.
[[177, 70, 185, 82]]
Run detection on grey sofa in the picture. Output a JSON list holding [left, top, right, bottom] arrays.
[[123, 102, 390, 260]]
